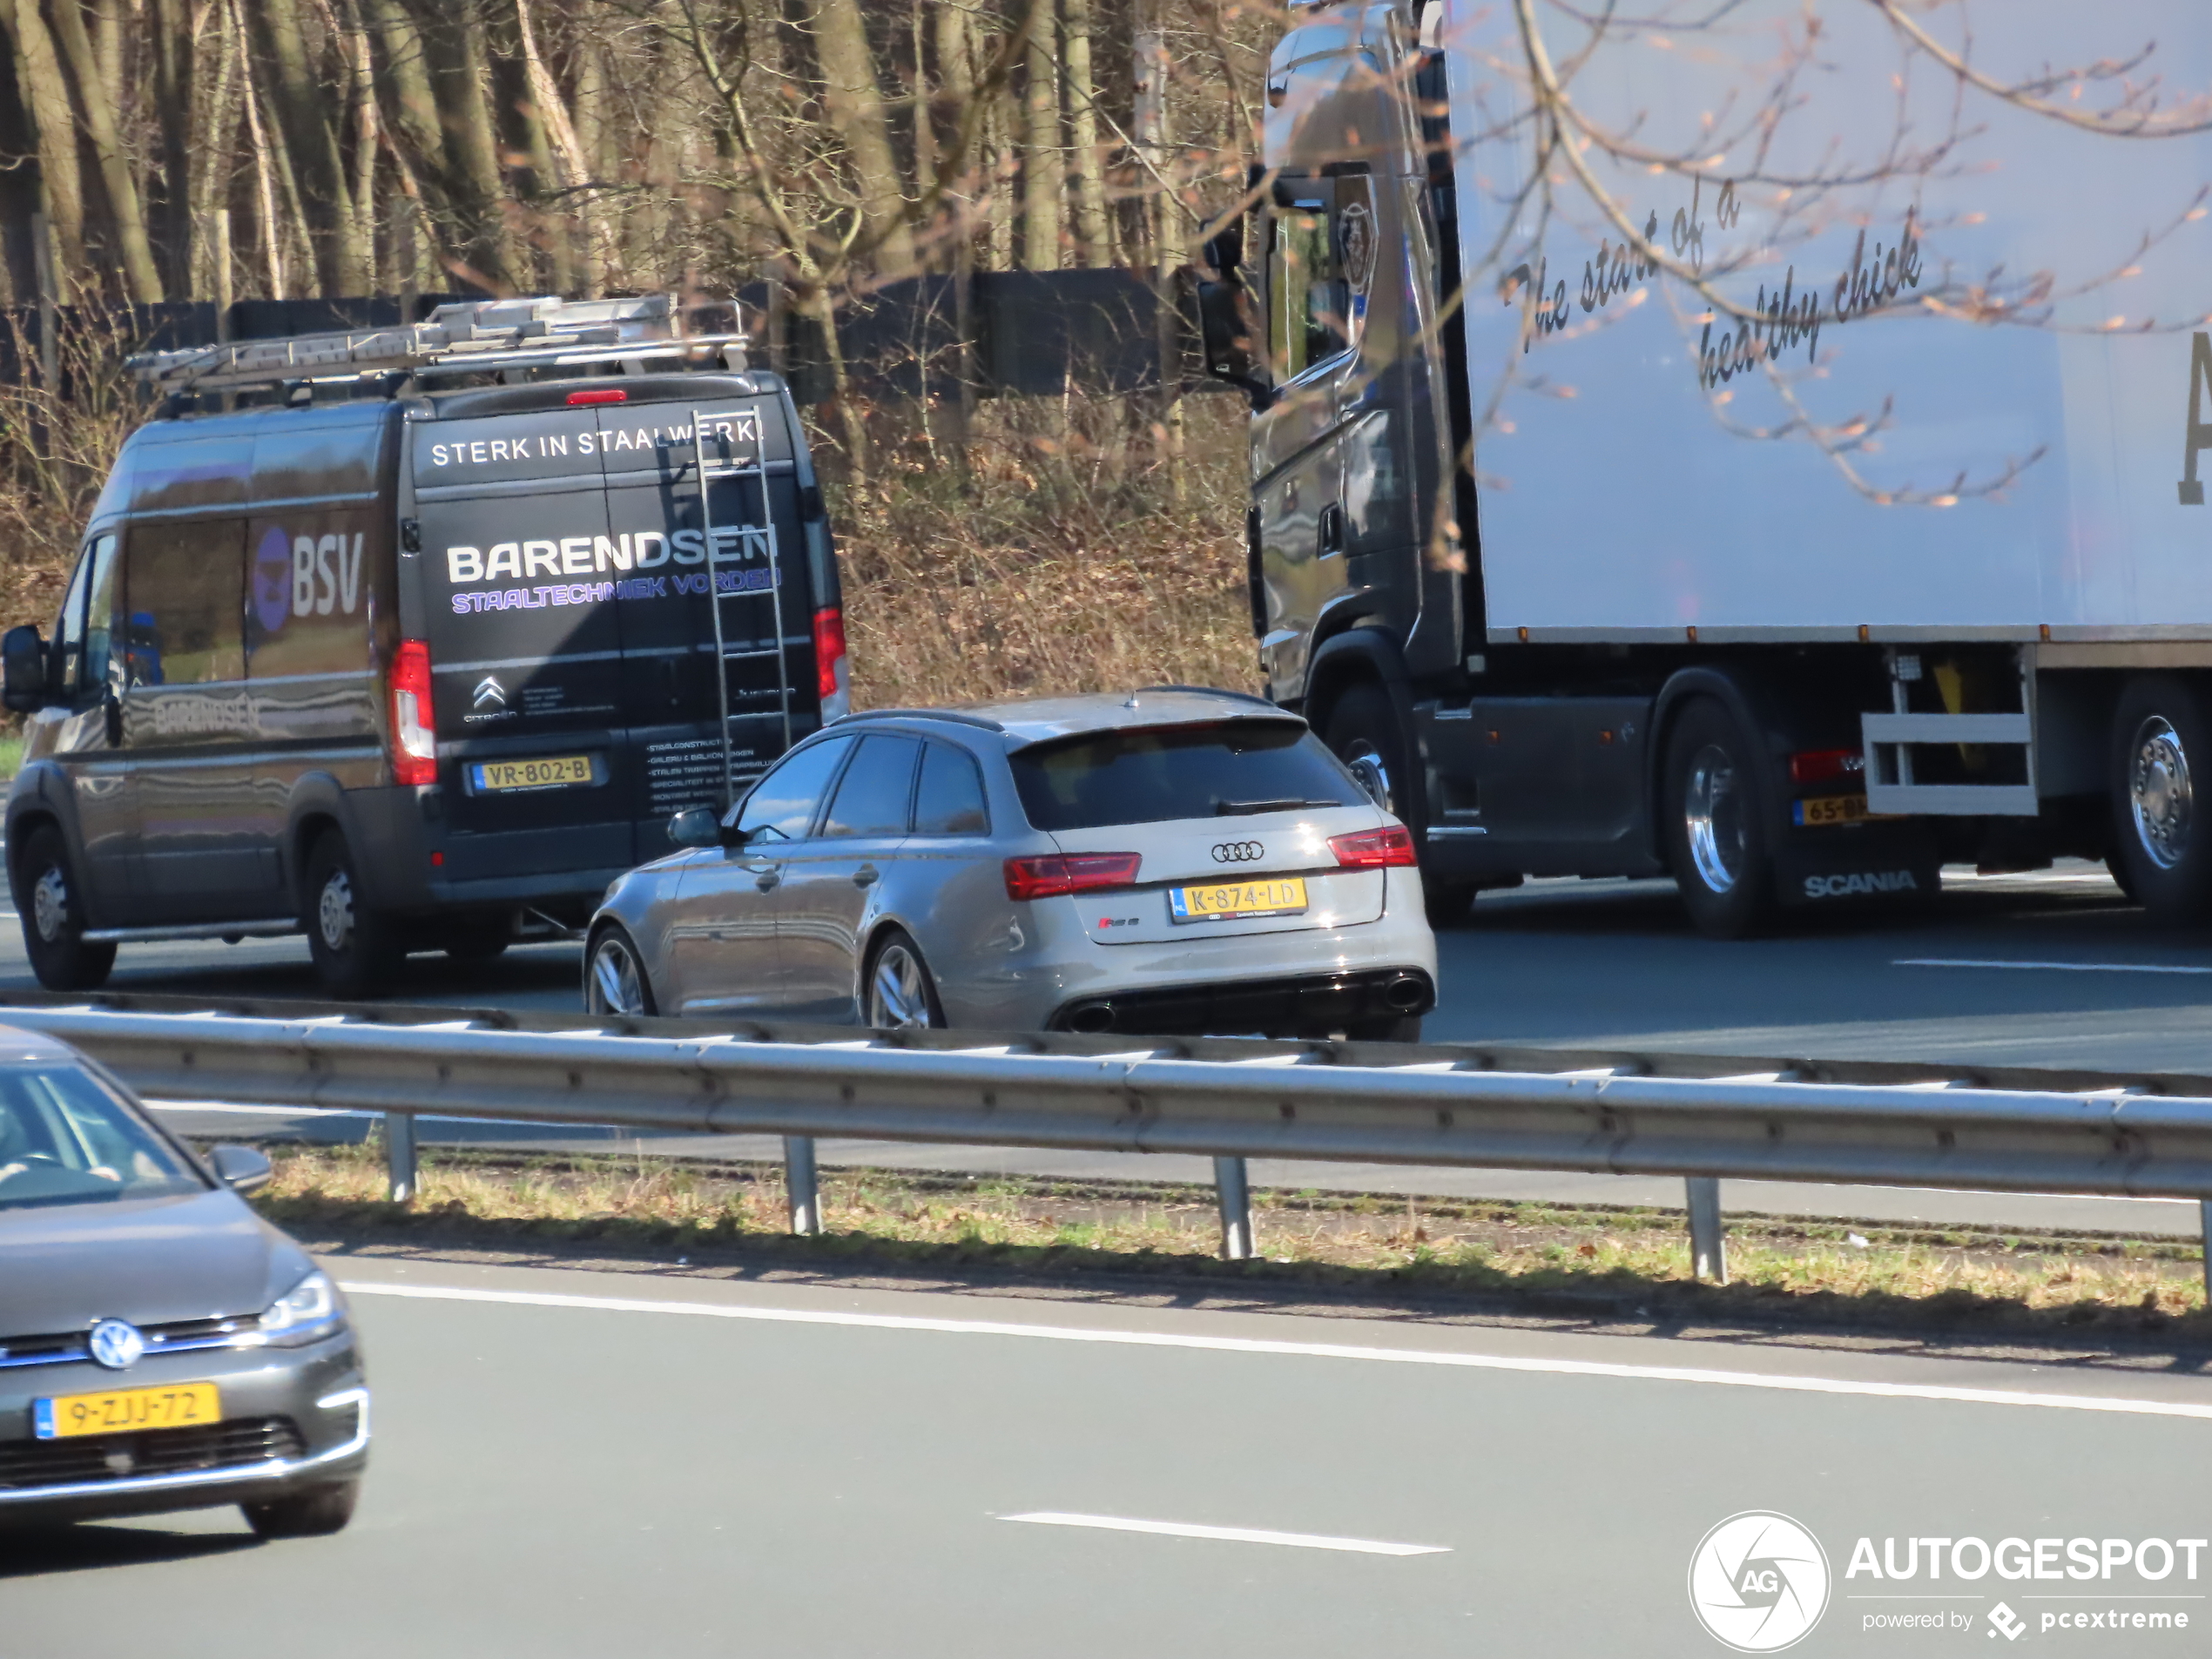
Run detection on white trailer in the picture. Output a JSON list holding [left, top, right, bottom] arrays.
[[1199, 0, 2212, 933]]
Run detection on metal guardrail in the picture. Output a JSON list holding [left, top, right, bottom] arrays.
[[3, 993, 2210, 1287]]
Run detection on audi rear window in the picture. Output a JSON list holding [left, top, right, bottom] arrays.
[[1011, 722, 1366, 831]]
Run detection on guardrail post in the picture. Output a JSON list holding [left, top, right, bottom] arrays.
[[784, 1135, 821, 1236], [1214, 1156, 1254, 1261], [2202, 1201, 2211, 1307], [385, 1112, 417, 1204], [1686, 1176, 1725, 1284]]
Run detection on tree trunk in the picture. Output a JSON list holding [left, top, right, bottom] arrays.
[[0, 0, 84, 279], [1020, 0, 1059, 270], [1062, 0, 1109, 266], [149, 0, 195, 295], [417, 1, 516, 292], [190, 0, 242, 301], [248, 0, 369, 293], [812, 0, 914, 279], [570, 23, 609, 295], [232, 0, 286, 297], [49, 0, 165, 300]]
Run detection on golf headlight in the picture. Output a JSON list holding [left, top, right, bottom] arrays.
[[261, 1270, 342, 1342]]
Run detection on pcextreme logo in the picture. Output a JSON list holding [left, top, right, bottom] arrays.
[[1689, 1512, 1832, 1652]]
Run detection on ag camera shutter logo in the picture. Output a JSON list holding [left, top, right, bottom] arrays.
[[1689, 1512, 1831, 1652]]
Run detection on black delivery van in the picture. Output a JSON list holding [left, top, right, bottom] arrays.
[[0, 296, 846, 995]]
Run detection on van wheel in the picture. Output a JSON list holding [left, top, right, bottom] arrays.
[[863, 930, 942, 1030], [1662, 698, 1777, 940], [14, 826, 115, 992], [2110, 676, 2212, 924], [584, 926, 657, 1016], [303, 834, 400, 996]]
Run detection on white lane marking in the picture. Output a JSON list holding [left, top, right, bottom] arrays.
[[337, 1282, 2212, 1421], [1000, 1512, 1447, 1556], [1896, 957, 2212, 976]]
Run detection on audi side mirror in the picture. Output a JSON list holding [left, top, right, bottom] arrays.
[[3, 624, 49, 712], [208, 1143, 273, 1195], [667, 806, 720, 849]]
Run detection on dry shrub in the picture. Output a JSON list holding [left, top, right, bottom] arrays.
[[0, 307, 145, 634], [829, 391, 1263, 711]]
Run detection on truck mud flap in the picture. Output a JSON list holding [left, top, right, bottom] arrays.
[[1772, 826, 1942, 909]]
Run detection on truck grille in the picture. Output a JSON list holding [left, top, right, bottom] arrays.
[[0, 1416, 305, 1491]]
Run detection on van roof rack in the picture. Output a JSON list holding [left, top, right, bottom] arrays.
[[126, 294, 748, 395]]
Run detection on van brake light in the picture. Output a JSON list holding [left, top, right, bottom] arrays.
[[390, 638, 437, 786], [813, 606, 849, 721], [566, 388, 627, 406], [1003, 853, 1143, 901]]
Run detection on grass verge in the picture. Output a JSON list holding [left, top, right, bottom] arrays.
[[253, 1142, 2212, 1348]]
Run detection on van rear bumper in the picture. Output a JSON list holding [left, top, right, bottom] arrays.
[[350, 789, 634, 921]]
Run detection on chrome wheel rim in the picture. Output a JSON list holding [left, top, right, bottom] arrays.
[[867, 943, 933, 1029], [1683, 743, 1747, 894], [2130, 716, 2192, 871], [588, 936, 647, 1015], [317, 870, 355, 953], [30, 864, 67, 944], [1342, 743, 1393, 813]]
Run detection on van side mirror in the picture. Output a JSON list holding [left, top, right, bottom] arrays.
[[3, 624, 48, 712], [667, 806, 721, 849]]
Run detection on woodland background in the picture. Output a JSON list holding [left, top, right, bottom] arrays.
[[0, 0, 1287, 704]]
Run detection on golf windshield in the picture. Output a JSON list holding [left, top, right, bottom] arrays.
[[1012, 721, 1366, 830], [0, 1066, 205, 1210]]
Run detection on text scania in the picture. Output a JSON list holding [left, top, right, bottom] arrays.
[[1847, 1535, 2206, 1583], [444, 528, 756, 588], [1804, 870, 1918, 899]]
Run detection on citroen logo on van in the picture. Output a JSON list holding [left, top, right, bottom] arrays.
[[473, 676, 507, 711], [1212, 841, 1264, 864]]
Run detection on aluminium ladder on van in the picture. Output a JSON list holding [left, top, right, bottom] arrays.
[[690, 403, 792, 810]]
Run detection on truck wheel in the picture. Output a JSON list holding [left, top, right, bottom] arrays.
[[13, 825, 115, 992], [2109, 676, 2212, 923], [1324, 684, 1413, 820], [1661, 698, 1777, 940], [303, 833, 401, 996]]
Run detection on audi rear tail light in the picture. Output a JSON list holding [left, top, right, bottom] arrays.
[[1328, 825, 1417, 868], [1003, 853, 1143, 901], [813, 606, 849, 722], [389, 638, 437, 786], [1789, 747, 1865, 785]]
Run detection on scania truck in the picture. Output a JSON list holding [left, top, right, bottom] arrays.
[[1198, 0, 2212, 934]]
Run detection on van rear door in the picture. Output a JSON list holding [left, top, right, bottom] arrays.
[[411, 406, 631, 882]]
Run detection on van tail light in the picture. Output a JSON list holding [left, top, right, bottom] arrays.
[[813, 606, 849, 722], [566, 388, 627, 406], [1328, 825, 1417, 868], [1789, 747, 1865, 785], [389, 638, 437, 786], [1003, 852, 1143, 901]]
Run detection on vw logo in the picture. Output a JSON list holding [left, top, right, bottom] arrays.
[[1211, 840, 1264, 864], [88, 1319, 145, 1371]]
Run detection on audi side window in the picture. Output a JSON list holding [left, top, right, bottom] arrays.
[[734, 735, 855, 844], [821, 735, 921, 839], [913, 744, 990, 837]]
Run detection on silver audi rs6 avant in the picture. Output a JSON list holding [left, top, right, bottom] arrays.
[[584, 689, 1439, 1039]]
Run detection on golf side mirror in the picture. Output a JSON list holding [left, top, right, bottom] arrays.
[[208, 1143, 273, 1195], [3, 624, 48, 712]]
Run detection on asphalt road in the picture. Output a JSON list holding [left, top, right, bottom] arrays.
[[6, 1257, 2208, 1658], [22, 861, 2212, 1235]]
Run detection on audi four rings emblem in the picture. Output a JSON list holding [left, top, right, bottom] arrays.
[[1211, 841, 1264, 863]]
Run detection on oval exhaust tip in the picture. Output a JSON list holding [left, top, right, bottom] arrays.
[[1385, 975, 1426, 1012], [1069, 1003, 1117, 1034]]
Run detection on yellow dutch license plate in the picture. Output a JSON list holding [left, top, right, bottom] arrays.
[[1168, 876, 1309, 923], [1793, 793, 1872, 827], [33, 1381, 220, 1440], [470, 754, 594, 792]]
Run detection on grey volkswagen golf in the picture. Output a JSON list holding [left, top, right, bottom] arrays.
[[0, 1026, 368, 1534], [585, 688, 1439, 1038]]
